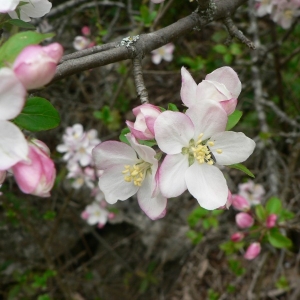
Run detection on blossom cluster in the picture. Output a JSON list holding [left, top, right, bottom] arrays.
[[256, 0, 300, 29], [73, 26, 96, 51], [92, 66, 256, 221], [57, 124, 114, 228]]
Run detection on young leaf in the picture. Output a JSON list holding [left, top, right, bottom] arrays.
[[12, 97, 60, 132], [5, 19, 36, 29], [255, 204, 266, 222], [119, 128, 130, 145], [266, 197, 282, 215], [0, 31, 54, 67], [267, 229, 292, 249], [226, 110, 243, 130], [227, 163, 255, 178], [167, 103, 179, 112]]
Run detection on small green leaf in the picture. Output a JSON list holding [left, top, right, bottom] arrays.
[[5, 19, 36, 29], [0, 31, 54, 67], [186, 230, 203, 245], [213, 44, 227, 54], [266, 197, 282, 215], [167, 103, 179, 111], [13, 97, 60, 132], [226, 110, 243, 130], [255, 204, 266, 222], [268, 228, 292, 249], [227, 163, 255, 178], [279, 210, 295, 222], [119, 128, 130, 145], [138, 139, 157, 147]]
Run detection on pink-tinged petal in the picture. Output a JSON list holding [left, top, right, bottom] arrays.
[[185, 164, 228, 210], [196, 80, 231, 103], [205, 67, 241, 99], [165, 43, 175, 54], [209, 132, 256, 165], [137, 174, 167, 220], [126, 120, 153, 140], [155, 111, 194, 154], [92, 141, 137, 170], [159, 154, 189, 198], [220, 98, 237, 115], [41, 43, 63, 63], [132, 103, 161, 117], [0, 68, 26, 120], [98, 164, 139, 204], [185, 103, 227, 140], [0, 121, 29, 170], [180, 67, 197, 107]]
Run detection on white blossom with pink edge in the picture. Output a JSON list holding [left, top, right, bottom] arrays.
[[8, 0, 52, 22], [180, 67, 241, 115], [12, 139, 56, 197], [238, 180, 265, 206], [126, 104, 161, 140], [154, 103, 255, 210], [255, 0, 274, 17], [151, 43, 175, 65], [81, 202, 109, 228], [73, 36, 91, 51], [12, 43, 63, 90], [92, 133, 167, 220], [0, 68, 28, 170], [0, 0, 19, 13]]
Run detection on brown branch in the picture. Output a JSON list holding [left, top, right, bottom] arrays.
[[132, 58, 149, 104]]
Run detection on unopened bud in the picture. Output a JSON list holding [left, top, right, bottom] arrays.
[[236, 212, 254, 228], [244, 242, 261, 260], [266, 214, 277, 228], [232, 194, 250, 211], [231, 232, 245, 242]]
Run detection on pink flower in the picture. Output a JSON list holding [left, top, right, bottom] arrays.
[[232, 194, 250, 211], [151, 43, 175, 64], [92, 133, 167, 220], [13, 43, 63, 90], [266, 214, 277, 228], [81, 26, 91, 36], [180, 67, 241, 115], [126, 104, 161, 140], [231, 232, 245, 242], [154, 103, 255, 210], [244, 242, 261, 260], [236, 212, 254, 228], [238, 180, 265, 206], [12, 139, 56, 197], [0, 68, 28, 170]]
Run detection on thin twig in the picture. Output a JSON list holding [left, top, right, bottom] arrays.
[[132, 58, 149, 104]]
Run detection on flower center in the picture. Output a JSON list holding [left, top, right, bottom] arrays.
[[284, 9, 293, 19], [122, 161, 151, 186]]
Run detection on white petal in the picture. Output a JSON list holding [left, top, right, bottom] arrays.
[[185, 103, 227, 140], [154, 111, 194, 154], [180, 67, 197, 107], [98, 164, 139, 204], [0, 121, 29, 170], [21, 0, 52, 18], [159, 154, 189, 198], [185, 164, 228, 210], [196, 80, 231, 102], [209, 131, 256, 165], [137, 174, 167, 220]]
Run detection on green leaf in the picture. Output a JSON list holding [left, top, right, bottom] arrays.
[[226, 110, 243, 130], [0, 31, 54, 67], [119, 128, 130, 145], [12, 97, 60, 132], [268, 228, 292, 249], [167, 103, 179, 111], [138, 139, 157, 147], [213, 44, 228, 54], [5, 19, 36, 29], [227, 163, 255, 178], [279, 209, 295, 222], [266, 197, 282, 215], [255, 204, 267, 222], [186, 230, 203, 245]]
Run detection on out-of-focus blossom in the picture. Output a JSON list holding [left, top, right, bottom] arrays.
[[231, 232, 245, 242], [8, 0, 52, 22], [81, 202, 109, 228], [154, 104, 255, 210], [73, 36, 92, 51], [0, 68, 28, 170], [236, 212, 254, 228], [266, 214, 277, 228], [232, 194, 251, 211], [151, 43, 175, 64], [244, 242, 261, 260], [0, 0, 19, 13], [12, 139, 56, 197], [255, 0, 274, 17], [126, 104, 161, 140], [13, 43, 63, 90], [66, 162, 95, 189], [238, 180, 265, 206], [181, 66, 241, 115], [81, 26, 91, 36]]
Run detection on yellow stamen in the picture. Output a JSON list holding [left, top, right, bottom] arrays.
[[216, 149, 223, 154]]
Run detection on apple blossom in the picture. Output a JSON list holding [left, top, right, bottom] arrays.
[[0, 68, 28, 170], [180, 67, 241, 115], [256, 0, 274, 17], [238, 180, 265, 206], [244, 242, 261, 260], [126, 103, 161, 140], [73, 36, 92, 51], [92, 133, 167, 220], [8, 0, 52, 22], [81, 201, 109, 228], [266, 214, 277, 228], [236, 212, 254, 228], [12, 43, 63, 90], [12, 139, 56, 197], [81, 26, 91, 36], [66, 163, 95, 189], [151, 43, 175, 65], [154, 103, 255, 210], [0, 0, 19, 13], [232, 194, 251, 211]]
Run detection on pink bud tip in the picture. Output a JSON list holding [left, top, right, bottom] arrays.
[[232, 194, 250, 211], [108, 212, 115, 220], [244, 242, 261, 260], [231, 232, 245, 242], [235, 212, 254, 229], [266, 214, 277, 228]]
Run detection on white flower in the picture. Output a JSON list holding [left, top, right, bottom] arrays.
[[151, 43, 175, 64], [81, 201, 109, 227]]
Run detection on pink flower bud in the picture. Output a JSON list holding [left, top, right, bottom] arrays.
[[12, 139, 56, 197], [266, 214, 277, 228], [81, 211, 89, 220], [231, 232, 245, 242], [13, 43, 63, 89], [232, 194, 250, 211], [126, 104, 161, 140], [81, 26, 91, 36], [235, 212, 254, 228], [108, 212, 115, 220], [244, 242, 261, 260]]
